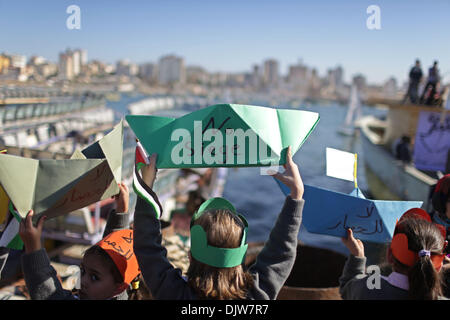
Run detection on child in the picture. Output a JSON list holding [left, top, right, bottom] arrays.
[[339, 207, 448, 300], [19, 182, 141, 300], [430, 174, 450, 251], [132, 145, 305, 299]]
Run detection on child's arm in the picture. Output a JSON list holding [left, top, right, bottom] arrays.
[[102, 182, 130, 238], [248, 146, 304, 299], [339, 228, 368, 299], [133, 154, 196, 299], [19, 211, 74, 300]]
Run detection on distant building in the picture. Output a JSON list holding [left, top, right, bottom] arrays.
[[251, 64, 261, 89], [59, 51, 74, 80], [9, 54, 26, 69], [28, 56, 46, 67], [308, 68, 321, 98], [352, 74, 367, 92], [158, 55, 185, 85], [116, 59, 138, 77], [58, 48, 87, 80], [0, 54, 11, 74], [186, 65, 208, 84], [263, 59, 279, 87], [72, 50, 81, 76], [79, 49, 88, 66], [326, 66, 344, 92], [139, 63, 158, 83], [0, 53, 27, 81], [288, 62, 309, 87]]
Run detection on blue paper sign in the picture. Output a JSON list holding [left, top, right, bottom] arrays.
[[275, 179, 423, 243]]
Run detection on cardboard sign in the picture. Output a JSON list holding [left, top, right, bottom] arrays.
[[413, 111, 450, 171]]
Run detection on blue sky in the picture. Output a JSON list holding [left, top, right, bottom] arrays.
[[1, 0, 450, 84]]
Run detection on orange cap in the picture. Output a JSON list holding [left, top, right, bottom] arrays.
[[96, 229, 140, 285]]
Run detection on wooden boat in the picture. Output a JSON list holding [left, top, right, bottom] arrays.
[[245, 242, 347, 300]]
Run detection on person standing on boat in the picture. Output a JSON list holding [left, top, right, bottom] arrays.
[[403, 59, 423, 104], [420, 61, 441, 105]]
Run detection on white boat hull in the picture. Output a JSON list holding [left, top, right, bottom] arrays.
[[359, 116, 436, 208]]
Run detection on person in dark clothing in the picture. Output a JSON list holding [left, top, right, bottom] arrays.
[[395, 136, 412, 163], [403, 60, 423, 104], [420, 61, 440, 105]]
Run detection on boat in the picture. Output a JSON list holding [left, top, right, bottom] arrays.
[[0, 86, 115, 155], [359, 98, 448, 209], [244, 242, 348, 300], [337, 84, 362, 136]]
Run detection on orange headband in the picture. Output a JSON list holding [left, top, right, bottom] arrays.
[[390, 208, 446, 272], [390, 233, 445, 271], [96, 229, 140, 285]]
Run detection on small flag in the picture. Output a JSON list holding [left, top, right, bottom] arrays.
[[0, 203, 24, 250], [132, 141, 162, 219], [0, 150, 6, 154], [135, 140, 149, 171], [326, 147, 358, 189]]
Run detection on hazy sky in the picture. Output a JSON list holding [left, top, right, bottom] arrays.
[[1, 0, 449, 84]]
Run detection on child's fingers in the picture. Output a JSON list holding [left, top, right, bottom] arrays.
[[149, 153, 158, 166], [24, 210, 34, 230], [36, 215, 47, 233], [270, 171, 288, 185], [286, 146, 293, 163], [346, 228, 356, 242]]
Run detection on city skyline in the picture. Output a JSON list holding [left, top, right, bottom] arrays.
[[2, 0, 450, 85]]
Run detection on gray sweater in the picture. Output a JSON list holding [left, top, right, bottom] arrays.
[[339, 255, 448, 300], [21, 209, 129, 300], [133, 193, 304, 300]]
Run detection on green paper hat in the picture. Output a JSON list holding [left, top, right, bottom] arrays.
[[190, 197, 248, 268]]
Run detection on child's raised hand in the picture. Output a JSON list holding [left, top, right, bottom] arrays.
[[141, 153, 158, 189], [270, 146, 304, 200], [19, 210, 46, 254], [341, 228, 365, 257], [114, 182, 129, 213]]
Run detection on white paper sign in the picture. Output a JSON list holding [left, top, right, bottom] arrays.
[[326, 147, 356, 182]]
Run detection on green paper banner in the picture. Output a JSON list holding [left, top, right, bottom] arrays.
[[126, 104, 319, 168]]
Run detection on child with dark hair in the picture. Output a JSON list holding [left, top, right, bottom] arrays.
[[428, 174, 450, 297], [19, 182, 142, 300], [340, 208, 448, 300], [430, 175, 450, 246], [133, 146, 305, 299]]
